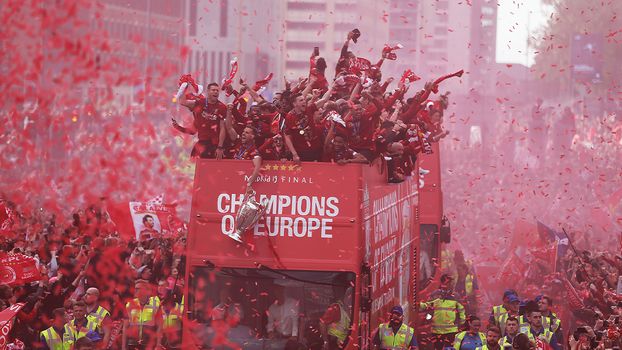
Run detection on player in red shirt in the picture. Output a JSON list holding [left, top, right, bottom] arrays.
[[345, 90, 383, 161], [310, 48, 329, 95], [173, 82, 227, 159], [224, 104, 262, 186], [258, 134, 292, 161], [323, 122, 368, 165], [283, 93, 324, 162]]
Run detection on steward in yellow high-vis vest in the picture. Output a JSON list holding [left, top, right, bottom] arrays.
[[419, 274, 465, 350], [372, 306, 418, 350], [520, 304, 558, 350], [475, 326, 502, 350], [39, 308, 71, 350], [488, 290, 519, 332], [63, 301, 99, 345], [122, 279, 162, 350], [419, 277, 466, 334], [160, 294, 184, 350], [537, 295, 562, 349], [453, 316, 485, 350], [321, 301, 352, 349], [499, 316, 520, 348], [84, 287, 112, 347]]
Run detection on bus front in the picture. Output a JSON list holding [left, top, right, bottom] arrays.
[[184, 160, 364, 349]]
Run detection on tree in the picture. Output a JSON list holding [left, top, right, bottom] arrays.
[[531, 0, 622, 100]]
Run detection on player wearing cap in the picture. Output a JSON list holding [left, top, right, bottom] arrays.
[[419, 274, 465, 350], [372, 306, 418, 350]]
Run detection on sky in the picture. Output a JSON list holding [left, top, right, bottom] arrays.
[[496, 0, 551, 66]]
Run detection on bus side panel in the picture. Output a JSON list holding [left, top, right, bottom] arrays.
[[361, 161, 418, 336], [415, 143, 444, 335]]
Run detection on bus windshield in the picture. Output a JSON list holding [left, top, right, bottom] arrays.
[[189, 266, 356, 349]]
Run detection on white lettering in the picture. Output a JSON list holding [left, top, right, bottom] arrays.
[[307, 218, 320, 237], [311, 197, 326, 216], [221, 215, 235, 236], [293, 217, 307, 237], [217, 193, 230, 213], [321, 219, 333, 238], [297, 196, 311, 216], [281, 216, 293, 237], [326, 197, 340, 217], [230, 194, 245, 214], [277, 196, 291, 215], [218, 193, 341, 240]]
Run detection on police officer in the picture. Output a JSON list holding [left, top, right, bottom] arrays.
[[372, 306, 418, 350], [419, 274, 465, 350]]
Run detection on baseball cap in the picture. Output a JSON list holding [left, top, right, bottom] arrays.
[[508, 295, 520, 303], [503, 289, 518, 299], [391, 306, 404, 315]]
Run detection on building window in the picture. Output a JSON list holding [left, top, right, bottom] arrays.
[[210, 52, 215, 83], [218, 52, 224, 82], [220, 0, 228, 37], [187, 49, 192, 72], [201, 51, 207, 84], [195, 51, 201, 76], [189, 0, 197, 36]]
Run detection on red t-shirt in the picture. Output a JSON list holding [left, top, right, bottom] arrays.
[[250, 112, 276, 143], [228, 138, 258, 160], [284, 105, 323, 152], [322, 145, 357, 163], [258, 138, 292, 161], [192, 98, 227, 145], [347, 104, 380, 151]]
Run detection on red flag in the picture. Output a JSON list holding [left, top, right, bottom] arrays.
[[535, 338, 553, 350], [252, 73, 273, 91], [0, 254, 40, 286], [563, 277, 585, 309], [221, 57, 239, 89], [0, 202, 15, 235], [0, 303, 25, 350], [106, 200, 135, 240]]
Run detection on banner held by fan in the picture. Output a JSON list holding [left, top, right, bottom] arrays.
[[0, 303, 25, 350], [0, 254, 40, 286]]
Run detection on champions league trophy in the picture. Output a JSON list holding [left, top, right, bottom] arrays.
[[229, 188, 266, 243]]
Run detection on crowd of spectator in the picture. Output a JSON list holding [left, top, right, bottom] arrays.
[[0, 199, 186, 349]]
